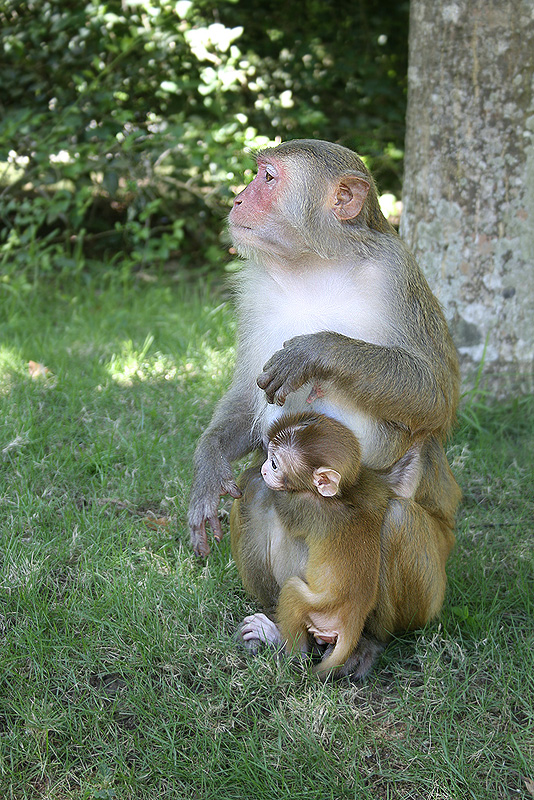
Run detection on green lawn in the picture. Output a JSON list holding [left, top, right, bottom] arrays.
[[1, 280, 532, 799]]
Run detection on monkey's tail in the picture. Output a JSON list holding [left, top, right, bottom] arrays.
[[313, 635, 358, 679]]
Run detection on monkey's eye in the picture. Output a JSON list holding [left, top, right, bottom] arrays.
[[265, 168, 275, 182], [271, 459, 277, 470]]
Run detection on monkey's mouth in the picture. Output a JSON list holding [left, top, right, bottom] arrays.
[[229, 222, 252, 231]]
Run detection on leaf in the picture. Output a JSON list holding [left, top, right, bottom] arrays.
[[143, 516, 170, 530], [103, 171, 119, 197], [525, 778, 534, 798], [451, 605, 470, 621], [28, 360, 51, 378]]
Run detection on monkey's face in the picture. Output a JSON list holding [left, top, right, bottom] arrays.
[[228, 145, 373, 264], [261, 445, 286, 491], [228, 157, 311, 260]]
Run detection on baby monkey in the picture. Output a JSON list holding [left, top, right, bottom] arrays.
[[258, 411, 391, 679]]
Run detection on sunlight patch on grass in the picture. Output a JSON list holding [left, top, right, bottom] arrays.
[[197, 340, 235, 381], [2, 432, 30, 456], [1, 552, 46, 590], [0, 343, 24, 390], [104, 332, 234, 389], [106, 334, 180, 386]]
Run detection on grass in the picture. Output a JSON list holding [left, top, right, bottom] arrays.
[[0, 278, 532, 800]]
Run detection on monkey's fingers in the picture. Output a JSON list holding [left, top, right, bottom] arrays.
[[258, 351, 287, 387], [257, 369, 272, 390], [257, 372, 289, 405], [208, 514, 224, 543], [257, 370, 282, 394], [224, 482, 243, 500], [191, 522, 210, 558], [258, 346, 309, 404], [272, 385, 293, 405]]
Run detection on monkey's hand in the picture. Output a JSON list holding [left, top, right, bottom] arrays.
[[188, 468, 242, 558], [258, 334, 326, 405]]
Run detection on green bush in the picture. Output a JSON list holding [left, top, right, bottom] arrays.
[[0, 0, 408, 286]]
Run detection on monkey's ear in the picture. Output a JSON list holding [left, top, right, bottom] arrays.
[[313, 467, 341, 497], [332, 175, 370, 221]]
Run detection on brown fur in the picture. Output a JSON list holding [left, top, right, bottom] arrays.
[[263, 413, 387, 677], [267, 412, 361, 494], [231, 412, 456, 679]]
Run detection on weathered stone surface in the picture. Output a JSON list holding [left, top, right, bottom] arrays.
[[401, 0, 534, 395]]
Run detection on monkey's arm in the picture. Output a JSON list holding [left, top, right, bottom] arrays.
[[188, 384, 259, 557], [258, 332, 459, 436]]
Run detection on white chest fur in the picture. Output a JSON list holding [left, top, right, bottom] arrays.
[[241, 261, 389, 365], [237, 262, 393, 464]]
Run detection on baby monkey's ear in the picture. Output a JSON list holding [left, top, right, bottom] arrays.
[[313, 467, 341, 497]]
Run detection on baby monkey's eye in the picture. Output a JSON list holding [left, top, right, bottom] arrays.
[[271, 459, 277, 470]]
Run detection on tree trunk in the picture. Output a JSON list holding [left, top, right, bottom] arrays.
[[400, 0, 534, 395]]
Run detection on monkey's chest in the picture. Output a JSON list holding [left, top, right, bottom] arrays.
[[243, 267, 400, 468], [259, 276, 384, 350], [263, 505, 309, 588]]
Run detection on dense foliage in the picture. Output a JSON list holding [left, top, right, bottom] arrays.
[[0, 0, 408, 284]]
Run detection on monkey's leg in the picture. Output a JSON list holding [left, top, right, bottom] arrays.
[[329, 497, 447, 680], [229, 470, 281, 610], [311, 594, 377, 680], [277, 577, 321, 658], [231, 472, 297, 654], [367, 497, 456, 642]]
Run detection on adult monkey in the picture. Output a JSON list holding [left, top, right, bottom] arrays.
[[188, 139, 461, 673]]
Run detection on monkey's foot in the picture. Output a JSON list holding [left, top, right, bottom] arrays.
[[341, 635, 386, 680], [238, 613, 283, 653]]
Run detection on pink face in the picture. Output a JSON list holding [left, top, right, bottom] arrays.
[[228, 157, 305, 259], [229, 158, 285, 229], [228, 151, 369, 261]]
